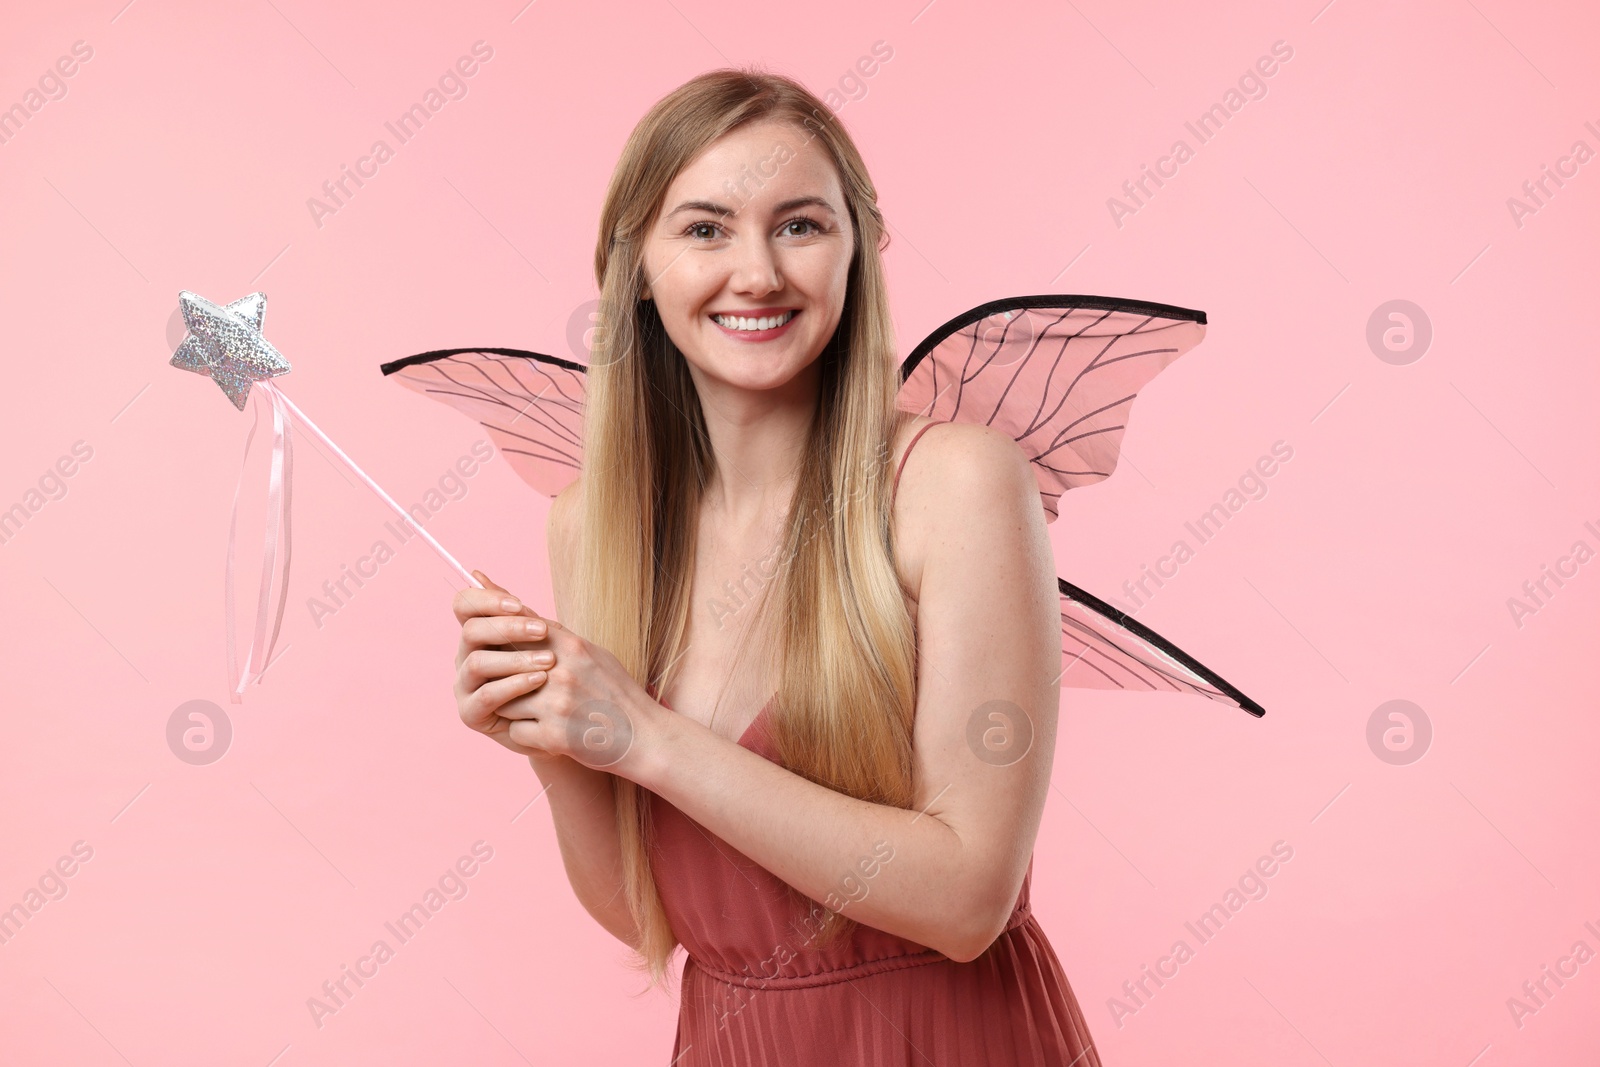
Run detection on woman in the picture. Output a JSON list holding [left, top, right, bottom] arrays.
[[452, 67, 1103, 1066]]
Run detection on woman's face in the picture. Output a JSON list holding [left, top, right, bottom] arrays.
[[640, 118, 855, 395]]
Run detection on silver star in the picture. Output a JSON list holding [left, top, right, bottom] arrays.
[[170, 291, 292, 411]]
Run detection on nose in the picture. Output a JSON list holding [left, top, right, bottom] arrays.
[[729, 232, 783, 296]]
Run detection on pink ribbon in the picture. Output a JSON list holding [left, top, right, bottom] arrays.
[[225, 384, 294, 703], [218, 379, 485, 702]]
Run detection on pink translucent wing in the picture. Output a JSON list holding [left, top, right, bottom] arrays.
[[1057, 579, 1264, 716], [896, 294, 1207, 523], [897, 294, 1261, 717], [380, 347, 585, 499]]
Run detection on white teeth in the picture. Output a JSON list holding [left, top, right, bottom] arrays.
[[713, 310, 795, 331]]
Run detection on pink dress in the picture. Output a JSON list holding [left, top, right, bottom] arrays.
[[647, 422, 1103, 1066]]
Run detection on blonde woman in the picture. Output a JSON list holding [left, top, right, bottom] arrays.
[[452, 68, 1101, 1066]]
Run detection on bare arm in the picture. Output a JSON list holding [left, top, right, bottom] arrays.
[[624, 425, 1061, 962], [533, 479, 641, 951], [530, 754, 639, 950]]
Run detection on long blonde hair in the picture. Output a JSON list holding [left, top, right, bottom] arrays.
[[573, 66, 918, 992]]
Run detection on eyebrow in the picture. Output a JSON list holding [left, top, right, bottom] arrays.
[[663, 195, 838, 221]]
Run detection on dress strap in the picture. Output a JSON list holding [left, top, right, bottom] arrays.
[[893, 420, 944, 504]]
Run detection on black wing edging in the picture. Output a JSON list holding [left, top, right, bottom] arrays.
[[379, 346, 588, 377], [1059, 576, 1266, 718], [899, 293, 1208, 383]]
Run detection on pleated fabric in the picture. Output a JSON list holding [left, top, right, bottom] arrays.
[[647, 705, 1104, 1066]]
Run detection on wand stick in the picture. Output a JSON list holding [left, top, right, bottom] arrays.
[[260, 381, 482, 590]]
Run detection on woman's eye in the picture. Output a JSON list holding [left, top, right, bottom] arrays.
[[684, 218, 822, 241]]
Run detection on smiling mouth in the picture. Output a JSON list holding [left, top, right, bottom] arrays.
[[710, 309, 799, 332]]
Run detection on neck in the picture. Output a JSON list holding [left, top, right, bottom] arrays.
[[691, 363, 818, 526]]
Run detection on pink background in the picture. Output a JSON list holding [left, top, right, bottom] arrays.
[[2, 0, 1597, 1063]]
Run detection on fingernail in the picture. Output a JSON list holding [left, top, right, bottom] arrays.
[[525, 619, 546, 636], [501, 597, 521, 613]]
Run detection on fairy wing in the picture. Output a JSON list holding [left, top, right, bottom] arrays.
[[896, 294, 1207, 522], [379, 294, 1263, 717], [896, 293, 1263, 717], [379, 346, 586, 498], [1055, 577, 1264, 716], [379, 295, 1208, 510]]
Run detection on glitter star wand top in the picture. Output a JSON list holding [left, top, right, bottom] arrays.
[[170, 290, 483, 703]]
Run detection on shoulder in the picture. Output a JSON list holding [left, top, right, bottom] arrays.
[[895, 418, 1035, 518], [891, 418, 1038, 603], [548, 475, 583, 551]]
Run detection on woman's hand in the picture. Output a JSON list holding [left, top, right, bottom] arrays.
[[453, 569, 653, 776], [452, 570, 563, 765]]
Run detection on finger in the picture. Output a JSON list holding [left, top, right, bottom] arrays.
[[473, 571, 530, 609], [462, 670, 549, 731], [454, 584, 544, 625], [470, 572, 555, 625], [505, 716, 545, 749], [456, 614, 552, 674], [473, 570, 512, 598], [461, 646, 556, 691], [492, 676, 553, 721], [462, 614, 551, 651]]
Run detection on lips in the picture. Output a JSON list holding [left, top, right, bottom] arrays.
[[709, 307, 799, 319], [709, 309, 801, 341], [710, 309, 798, 330]]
